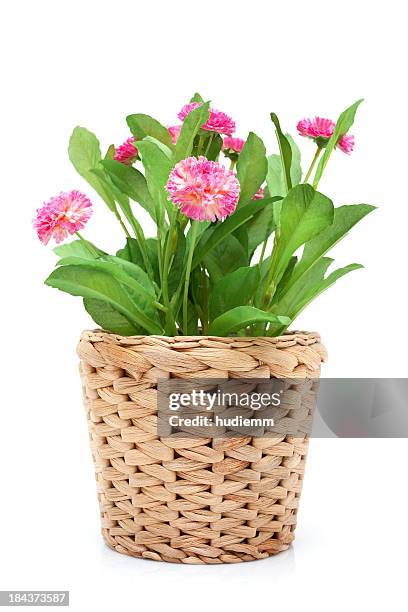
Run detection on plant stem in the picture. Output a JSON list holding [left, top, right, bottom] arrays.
[[258, 238, 268, 268], [204, 134, 214, 157], [75, 232, 99, 257], [153, 301, 167, 313], [304, 146, 322, 184], [201, 267, 209, 334], [183, 221, 199, 334], [161, 219, 178, 334], [262, 235, 279, 310], [197, 134, 205, 156], [229, 159, 236, 172], [114, 209, 131, 237]]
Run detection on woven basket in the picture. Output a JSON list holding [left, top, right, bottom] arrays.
[[78, 330, 326, 564]]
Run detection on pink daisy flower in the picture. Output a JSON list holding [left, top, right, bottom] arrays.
[[114, 136, 138, 165], [297, 116, 335, 140], [178, 102, 201, 121], [252, 186, 264, 200], [337, 133, 355, 154], [166, 156, 240, 222], [178, 102, 236, 136], [168, 125, 181, 145], [297, 116, 355, 154], [33, 190, 92, 245], [222, 136, 245, 154]]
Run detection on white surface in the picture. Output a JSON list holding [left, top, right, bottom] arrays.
[[1, 1, 407, 609]]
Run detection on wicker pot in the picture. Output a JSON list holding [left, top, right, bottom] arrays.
[[78, 330, 326, 564]]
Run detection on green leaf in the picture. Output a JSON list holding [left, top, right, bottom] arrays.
[[270, 184, 334, 285], [68, 126, 116, 211], [193, 196, 281, 268], [126, 113, 173, 148], [273, 259, 363, 321], [245, 204, 275, 255], [116, 237, 145, 269], [204, 235, 248, 284], [136, 140, 174, 222], [209, 266, 260, 321], [168, 225, 186, 295], [45, 265, 162, 334], [208, 306, 290, 336], [312, 263, 363, 311], [190, 92, 204, 103], [233, 224, 249, 259], [104, 144, 116, 160], [53, 255, 159, 325], [273, 256, 298, 302], [272, 257, 334, 317], [287, 134, 302, 186], [53, 239, 104, 260], [101, 159, 156, 222], [186, 300, 199, 334], [206, 133, 223, 161], [143, 136, 173, 159], [313, 99, 363, 187], [174, 102, 210, 163], [146, 238, 161, 286], [236, 132, 267, 205], [285, 204, 376, 291], [266, 134, 301, 199], [270, 114, 292, 193], [84, 298, 141, 335]]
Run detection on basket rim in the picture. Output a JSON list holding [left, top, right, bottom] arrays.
[[80, 328, 322, 349]]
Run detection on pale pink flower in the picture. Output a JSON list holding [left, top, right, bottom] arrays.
[[114, 136, 138, 165], [252, 186, 264, 200], [178, 102, 236, 136], [166, 156, 240, 222], [168, 125, 181, 145], [33, 190, 92, 245], [337, 133, 355, 154], [222, 136, 245, 153], [297, 116, 355, 154]]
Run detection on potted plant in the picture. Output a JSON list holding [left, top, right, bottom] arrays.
[[34, 94, 375, 563]]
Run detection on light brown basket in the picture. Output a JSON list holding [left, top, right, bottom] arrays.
[[78, 330, 327, 564]]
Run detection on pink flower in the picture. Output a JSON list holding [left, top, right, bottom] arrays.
[[166, 156, 240, 222], [168, 125, 181, 145], [178, 102, 201, 121], [222, 136, 245, 153], [297, 116, 355, 154], [252, 186, 264, 200], [114, 136, 138, 165], [33, 190, 92, 245], [337, 133, 355, 154], [178, 102, 236, 136], [297, 117, 335, 140]]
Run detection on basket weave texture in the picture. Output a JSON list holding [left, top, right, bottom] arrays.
[[78, 330, 326, 564]]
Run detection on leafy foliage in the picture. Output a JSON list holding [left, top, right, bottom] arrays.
[[44, 98, 375, 336]]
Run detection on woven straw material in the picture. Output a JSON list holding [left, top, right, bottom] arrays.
[[78, 330, 327, 564]]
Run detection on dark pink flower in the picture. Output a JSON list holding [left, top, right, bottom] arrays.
[[178, 102, 201, 121], [222, 136, 245, 153], [33, 190, 92, 245], [168, 125, 181, 145], [337, 133, 355, 154], [166, 156, 240, 222], [297, 117, 335, 140], [297, 116, 355, 154], [114, 136, 138, 165], [252, 186, 264, 200], [178, 102, 236, 136]]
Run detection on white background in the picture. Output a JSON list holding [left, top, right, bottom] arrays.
[[1, 1, 407, 610]]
